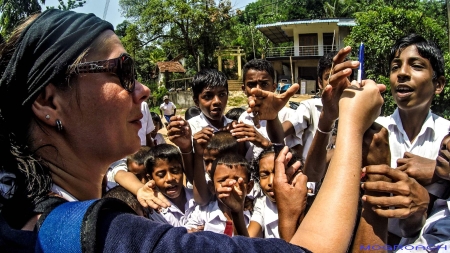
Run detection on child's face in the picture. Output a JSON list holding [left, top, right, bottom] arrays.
[[389, 45, 444, 112], [436, 133, 450, 181], [258, 153, 276, 202], [194, 86, 228, 122], [213, 164, 250, 196], [128, 161, 146, 178], [151, 159, 184, 199], [151, 120, 160, 135], [204, 148, 219, 175], [319, 67, 332, 89], [242, 69, 276, 97]]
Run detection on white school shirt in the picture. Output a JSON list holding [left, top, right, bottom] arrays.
[[187, 112, 233, 136], [105, 158, 128, 192], [250, 195, 279, 238], [184, 200, 251, 236], [375, 109, 450, 198], [238, 107, 303, 161], [396, 197, 450, 253], [159, 188, 197, 227], [151, 133, 166, 145], [160, 101, 176, 116], [376, 109, 450, 237], [138, 102, 155, 146], [295, 98, 325, 160]]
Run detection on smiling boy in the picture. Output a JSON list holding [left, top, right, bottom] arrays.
[[375, 33, 450, 240]]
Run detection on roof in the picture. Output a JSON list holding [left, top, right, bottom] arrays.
[[256, 18, 355, 44], [156, 61, 186, 73]]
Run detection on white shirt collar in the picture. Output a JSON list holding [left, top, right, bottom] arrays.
[[388, 109, 436, 141], [199, 113, 233, 132], [51, 184, 78, 202]]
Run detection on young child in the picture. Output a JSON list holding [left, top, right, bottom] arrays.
[[248, 146, 306, 239], [188, 69, 233, 134], [185, 105, 201, 121], [150, 112, 166, 145], [185, 153, 253, 237], [145, 143, 196, 227], [225, 107, 246, 121], [126, 146, 151, 184]]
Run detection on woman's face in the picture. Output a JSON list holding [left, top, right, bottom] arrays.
[[58, 30, 150, 164]]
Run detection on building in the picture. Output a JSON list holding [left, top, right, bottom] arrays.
[[256, 18, 355, 94]]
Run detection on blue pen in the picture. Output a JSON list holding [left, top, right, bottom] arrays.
[[358, 42, 364, 83]]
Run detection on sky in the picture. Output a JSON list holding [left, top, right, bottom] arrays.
[[42, 0, 256, 29]]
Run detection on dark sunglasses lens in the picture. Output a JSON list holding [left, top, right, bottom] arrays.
[[121, 55, 135, 92]]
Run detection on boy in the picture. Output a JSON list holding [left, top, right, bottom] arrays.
[[126, 146, 151, 184], [185, 153, 253, 236], [374, 34, 450, 240], [237, 59, 300, 162]]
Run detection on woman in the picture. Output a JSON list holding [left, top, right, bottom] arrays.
[[0, 9, 384, 253]]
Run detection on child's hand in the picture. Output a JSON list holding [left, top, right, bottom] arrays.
[[273, 146, 308, 220], [187, 225, 204, 233], [361, 165, 429, 219], [219, 120, 238, 132], [247, 84, 299, 128], [217, 178, 246, 213], [230, 122, 271, 148], [193, 127, 214, 156], [321, 46, 356, 124], [397, 153, 437, 186], [137, 180, 171, 210], [167, 116, 192, 152]]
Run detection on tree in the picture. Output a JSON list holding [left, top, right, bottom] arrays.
[[119, 0, 235, 69], [0, 0, 45, 36], [50, 0, 86, 10]]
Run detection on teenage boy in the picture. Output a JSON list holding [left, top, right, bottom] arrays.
[[374, 34, 450, 241]]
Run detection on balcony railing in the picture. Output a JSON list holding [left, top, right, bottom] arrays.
[[266, 45, 337, 57]]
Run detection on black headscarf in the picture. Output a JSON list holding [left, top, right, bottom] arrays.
[[0, 9, 114, 125]]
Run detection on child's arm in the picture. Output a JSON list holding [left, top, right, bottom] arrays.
[[167, 116, 194, 184], [218, 178, 249, 237], [114, 170, 170, 209], [192, 127, 214, 206]]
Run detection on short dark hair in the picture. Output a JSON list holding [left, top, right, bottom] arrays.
[[317, 51, 337, 80], [243, 59, 275, 84], [210, 153, 251, 182], [206, 130, 238, 154], [127, 146, 151, 166], [225, 107, 245, 121], [185, 106, 202, 120], [191, 69, 228, 100], [389, 33, 444, 79], [252, 146, 303, 181], [150, 112, 162, 128], [145, 144, 183, 174]]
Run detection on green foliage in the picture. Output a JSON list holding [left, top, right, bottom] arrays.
[[152, 85, 168, 106], [0, 0, 44, 37], [47, 0, 86, 10]]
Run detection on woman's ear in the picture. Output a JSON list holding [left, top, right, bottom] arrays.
[[434, 76, 446, 95], [31, 83, 59, 126]]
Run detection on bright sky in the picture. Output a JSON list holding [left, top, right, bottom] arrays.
[[42, 0, 256, 29]]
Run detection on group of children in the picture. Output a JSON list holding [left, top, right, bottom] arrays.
[[102, 33, 450, 250]]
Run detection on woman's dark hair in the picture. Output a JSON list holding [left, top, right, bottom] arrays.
[[225, 107, 245, 121], [389, 33, 444, 80], [145, 144, 183, 175], [191, 69, 228, 101], [184, 106, 201, 120], [210, 153, 251, 183]]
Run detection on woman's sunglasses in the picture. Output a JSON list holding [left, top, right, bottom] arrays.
[[68, 53, 136, 92]]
